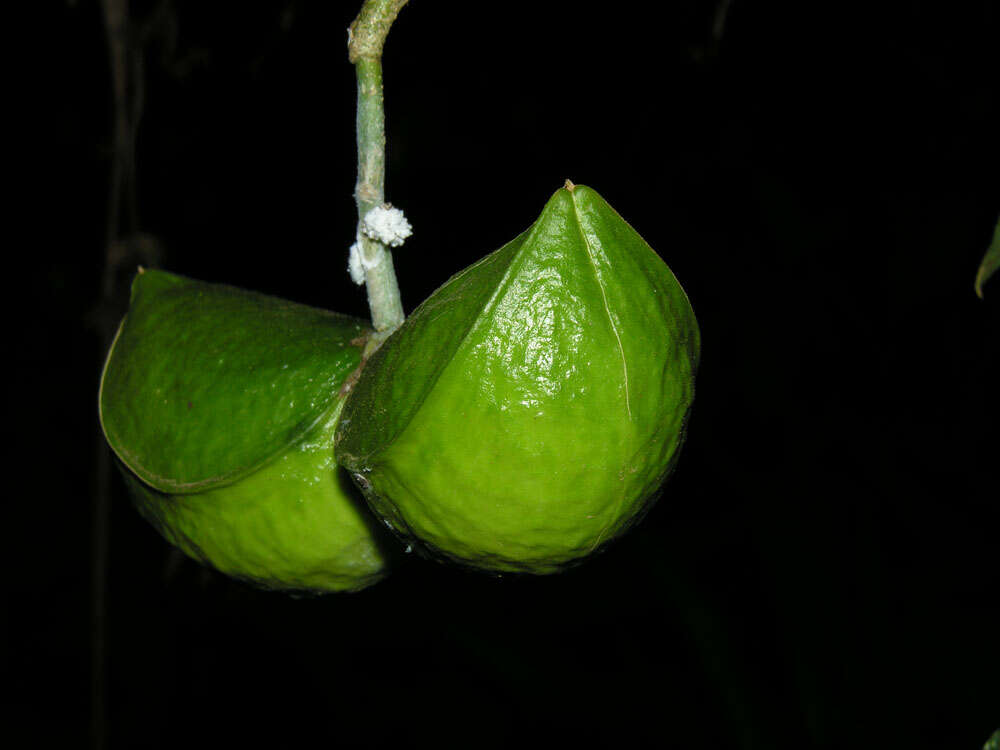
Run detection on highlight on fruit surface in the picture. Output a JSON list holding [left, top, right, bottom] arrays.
[[335, 182, 700, 574], [99, 269, 390, 593]]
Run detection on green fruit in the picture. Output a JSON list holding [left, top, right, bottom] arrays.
[[336, 183, 699, 574], [99, 269, 389, 593]]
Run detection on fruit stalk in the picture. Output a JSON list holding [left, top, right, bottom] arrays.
[[349, 0, 408, 336]]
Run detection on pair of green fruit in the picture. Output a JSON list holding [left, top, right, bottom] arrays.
[[99, 183, 700, 593]]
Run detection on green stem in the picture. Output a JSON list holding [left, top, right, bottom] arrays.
[[350, 0, 408, 336]]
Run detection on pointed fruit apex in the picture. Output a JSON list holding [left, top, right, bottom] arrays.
[[336, 185, 699, 574]]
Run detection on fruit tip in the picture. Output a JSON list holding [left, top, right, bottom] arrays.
[[564, 179, 575, 192]]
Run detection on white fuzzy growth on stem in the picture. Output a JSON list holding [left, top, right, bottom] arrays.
[[348, 241, 366, 285], [361, 204, 412, 247], [348, 230, 390, 286]]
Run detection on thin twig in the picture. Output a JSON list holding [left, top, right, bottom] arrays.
[[93, 1, 136, 747], [349, 0, 408, 338]]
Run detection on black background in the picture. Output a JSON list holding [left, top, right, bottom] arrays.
[[21, 1, 999, 748]]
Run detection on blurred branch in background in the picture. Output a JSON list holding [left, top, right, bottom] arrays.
[[712, 0, 734, 42], [92, 0, 165, 747], [688, 0, 735, 63]]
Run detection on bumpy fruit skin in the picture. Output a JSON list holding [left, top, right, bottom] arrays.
[[100, 269, 389, 593], [121, 401, 387, 592], [336, 184, 699, 574]]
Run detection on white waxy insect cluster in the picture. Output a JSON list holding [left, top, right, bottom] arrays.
[[348, 233, 367, 285], [362, 204, 412, 247], [348, 204, 413, 286]]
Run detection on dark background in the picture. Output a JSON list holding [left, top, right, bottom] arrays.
[[20, 0, 998, 747]]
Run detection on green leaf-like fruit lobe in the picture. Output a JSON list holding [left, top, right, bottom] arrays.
[[100, 269, 389, 593], [336, 184, 700, 574]]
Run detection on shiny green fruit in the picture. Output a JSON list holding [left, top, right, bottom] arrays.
[[336, 183, 700, 574], [99, 269, 389, 593]]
